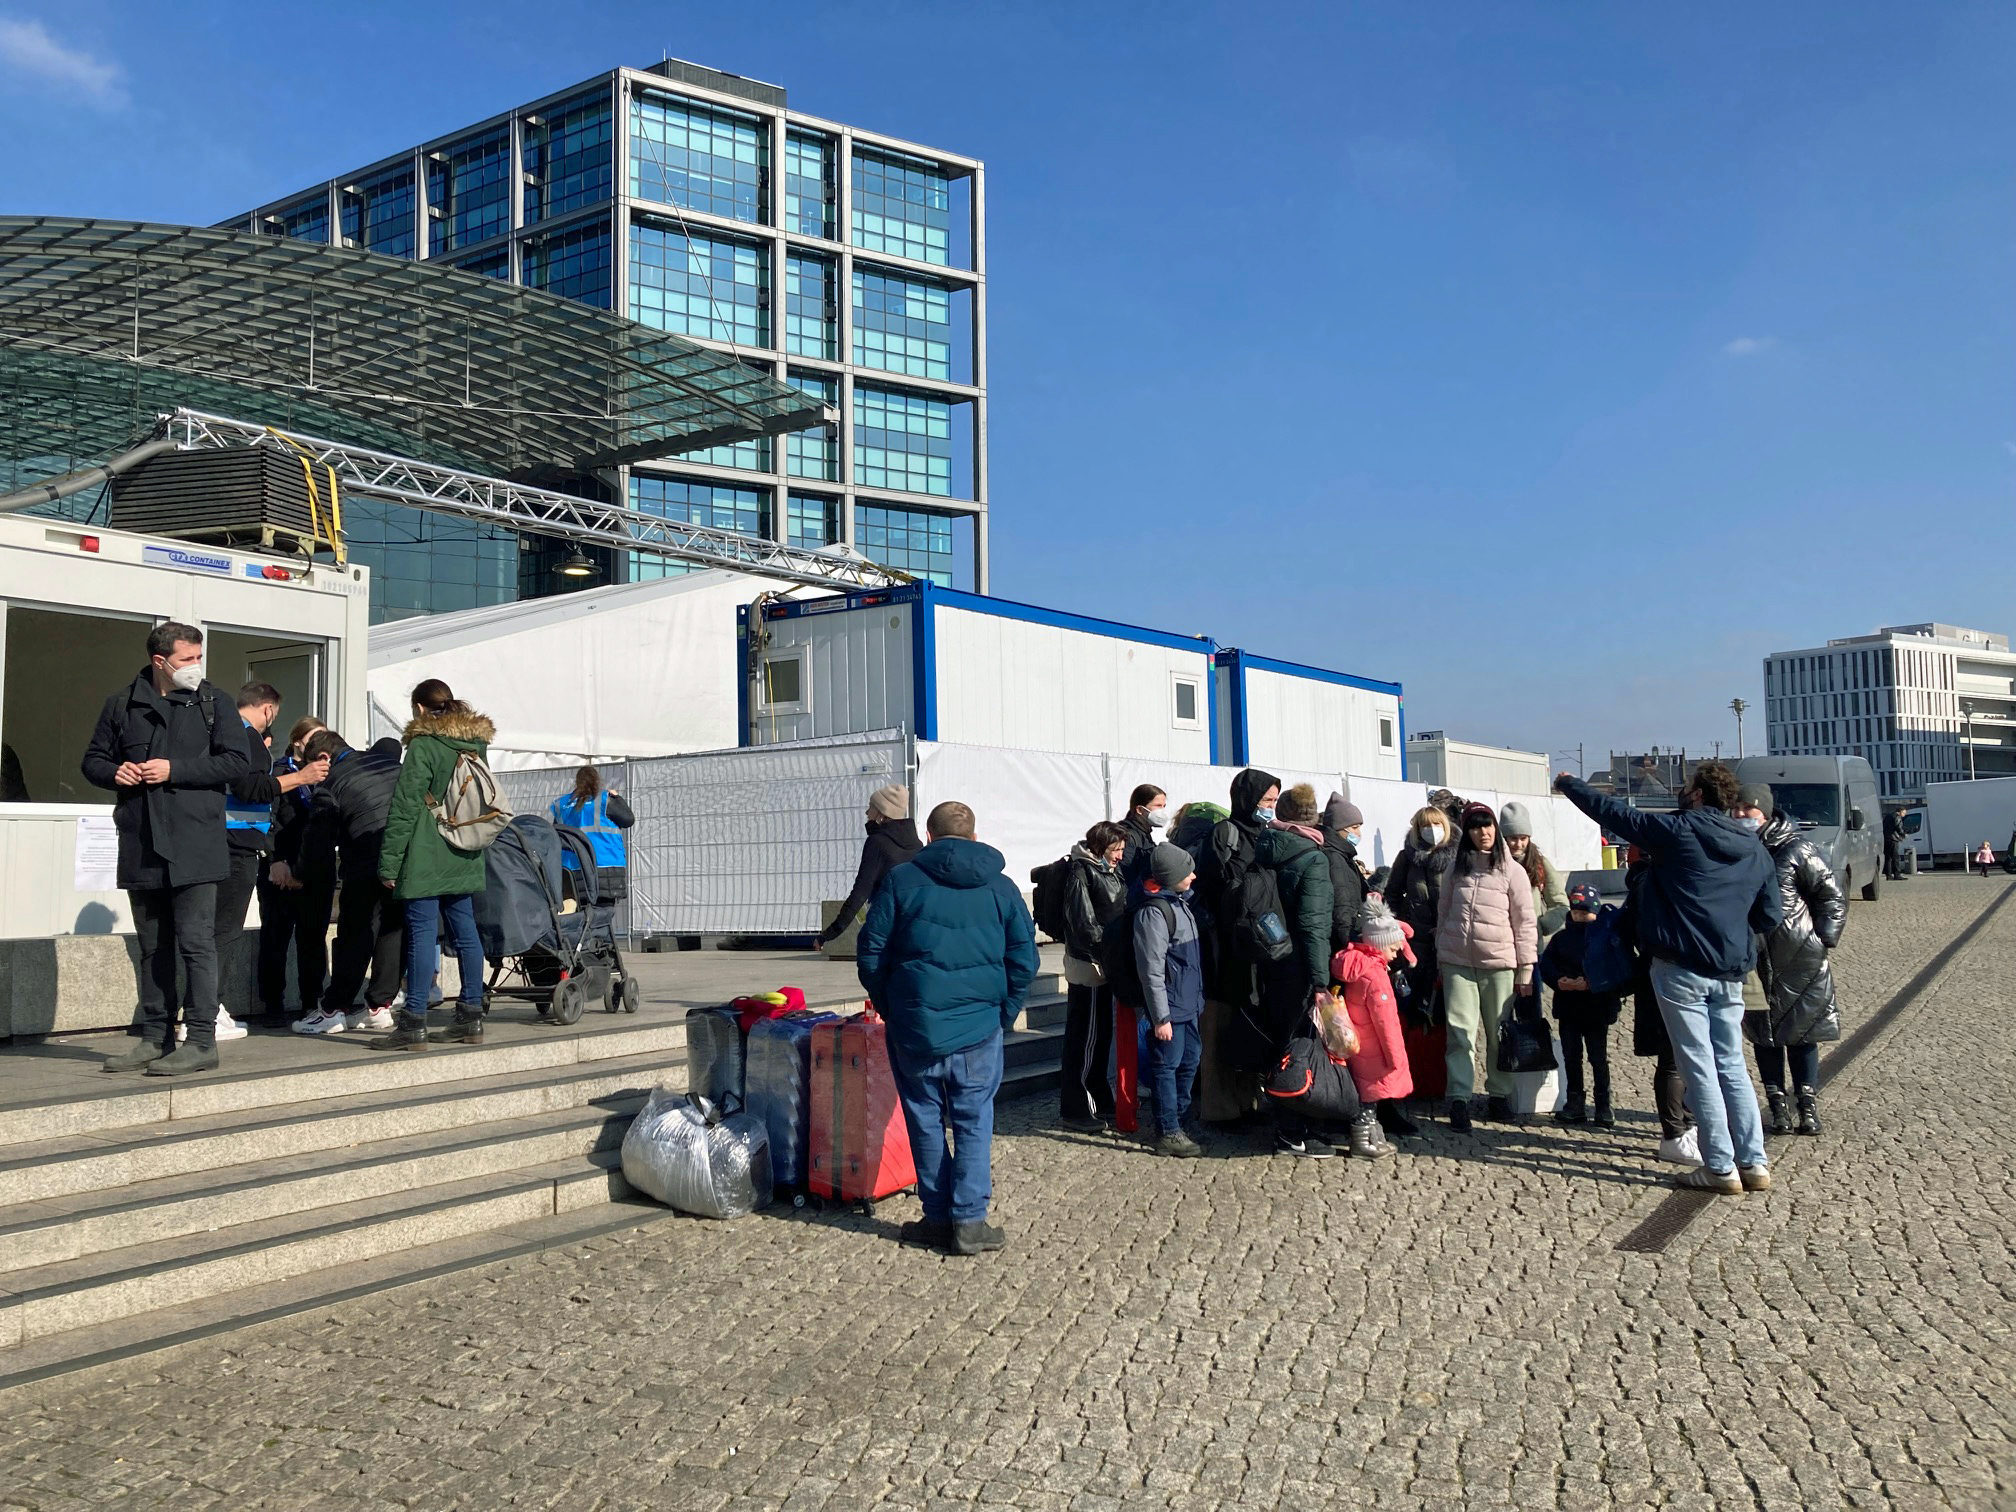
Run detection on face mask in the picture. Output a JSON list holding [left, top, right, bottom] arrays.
[[1738, 816, 1763, 831], [1417, 823, 1443, 845], [169, 663, 204, 693], [1255, 806, 1277, 825], [1346, 828, 1364, 847], [1146, 807, 1169, 830]]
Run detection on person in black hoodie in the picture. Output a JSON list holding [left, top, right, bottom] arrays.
[[1318, 793, 1373, 955], [81, 622, 252, 1075], [1058, 820, 1128, 1131], [261, 716, 335, 1024], [1117, 784, 1168, 892], [1540, 882, 1623, 1126], [291, 730, 408, 1037], [815, 785, 922, 949], [1556, 764, 1781, 1195]]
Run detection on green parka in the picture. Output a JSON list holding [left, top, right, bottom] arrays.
[[377, 707, 496, 900]]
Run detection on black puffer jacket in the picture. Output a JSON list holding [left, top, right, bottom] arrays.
[[1061, 843, 1128, 964], [304, 738, 404, 883], [1117, 810, 1158, 893], [1747, 812, 1846, 1047], [1384, 827, 1457, 1022], [1320, 828, 1371, 956]]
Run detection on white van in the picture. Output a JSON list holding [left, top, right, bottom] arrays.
[[1732, 755, 1884, 901]]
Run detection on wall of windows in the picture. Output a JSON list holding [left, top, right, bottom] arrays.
[[427, 132, 512, 255], [451, 248, 510, 280], [853, 385, 963, 497], [344, 499, 518, 622], [856, 504, 956, 585], [629, 475, 771, 581], [852, 149, 951, 266], [785, 132, 835, 239], [630, 90, 766, 223], [785, 254, 837, 359], [785, 371, 838, 480], [525, 90, 613, 223], [341, 171, 415, 257], [852, 268, 959, 381], [267, 197, 328, 243], [524, 219, 611, 308], [787, 493, 839, 548], [629, 218, 768, 345]]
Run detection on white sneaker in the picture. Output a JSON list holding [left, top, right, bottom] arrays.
[[347, 1005, 396, 1032], [292, 1008, 349, 1036], [1656, 1129, 1703, 1165], [214, 1006, 249, 1042]]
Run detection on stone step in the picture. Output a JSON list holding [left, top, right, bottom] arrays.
[[0, 1155, 636, 1352], [0, 1049, 677, 1208], [0, 989, 1070, 1152], [0, 1200, 672, 1392], [0, 1098, 649, 1278]]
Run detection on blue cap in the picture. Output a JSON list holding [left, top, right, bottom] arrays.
[[1568, 883, 1602, 910]]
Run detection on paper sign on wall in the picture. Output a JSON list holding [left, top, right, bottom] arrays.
[[75, 816, 119, 891]]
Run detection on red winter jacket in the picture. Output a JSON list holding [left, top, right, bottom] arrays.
[[1333, 941, 1414, 1103]]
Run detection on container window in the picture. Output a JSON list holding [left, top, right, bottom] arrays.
[[2, 602, 155, 804], [1380, 716, 1396, 750], [1172, 674, 1202, 730], [759, 650, 808, 714]]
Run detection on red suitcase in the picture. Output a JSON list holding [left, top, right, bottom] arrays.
[[1402, 1021, 1448, 1101], [808, 1008, 916, 1210]]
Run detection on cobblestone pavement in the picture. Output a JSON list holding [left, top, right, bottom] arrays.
[[3, 875, 2013, 1510]]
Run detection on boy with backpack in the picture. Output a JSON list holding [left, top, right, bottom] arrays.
[[1134, 843, 1207, 1158], [1539, 882, 1625, 1125]]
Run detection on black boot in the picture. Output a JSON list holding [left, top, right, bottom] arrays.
[[1592, 1098, 1615, 1128], [102, 1039, 168, 1073], [428, 1010, 484, 1045], [1795, 1085, 1821, 1136], [1447, 1099, 1473, 1133], [1348, 1109, 1393, 1159], [1484, 1095, 1515, 1123], [1376, 1102, 1419, 1137], [1555, 1095, 1586, 1125], [1764, 1088, 1790, 1135], [369, 1010, 431, 1053]]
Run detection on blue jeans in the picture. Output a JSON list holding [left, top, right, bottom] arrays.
[[1650, 959, 1765, 1173], [402, 894, 485, 1016], [889, 1029, 1003, 1226], [1149, 1019, 1202, 1135]]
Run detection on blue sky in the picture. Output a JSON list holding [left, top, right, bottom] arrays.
[[4, 1, 2011, 766]]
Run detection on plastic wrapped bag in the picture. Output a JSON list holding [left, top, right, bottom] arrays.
[[620, 1088, 774, 1219]]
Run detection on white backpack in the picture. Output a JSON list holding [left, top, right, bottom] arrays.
[[427, 750, 513, 851]]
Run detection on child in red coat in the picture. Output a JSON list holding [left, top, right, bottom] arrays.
[[1332, 901, 1417, 1143]]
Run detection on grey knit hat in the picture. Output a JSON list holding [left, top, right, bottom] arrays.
[[1358, 899, 1406, 950], [1323, 793, 1365, 831], [1737, 783, 1774, 817], [1149, 842, 1195, 891], [1497, 801, 1534, 839]]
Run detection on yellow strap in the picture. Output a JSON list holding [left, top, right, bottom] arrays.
[[263, 426, 347, 564]]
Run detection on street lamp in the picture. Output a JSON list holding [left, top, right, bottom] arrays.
[[1730, 698, 1748, 758], [1964, 700, 1977, 781]]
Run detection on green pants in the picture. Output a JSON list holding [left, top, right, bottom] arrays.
[[1444, 965, 1516, 1101]]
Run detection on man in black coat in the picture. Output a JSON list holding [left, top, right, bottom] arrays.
[[291, 730, 407, 1037], [81, 622, 252, 1075], [814, 785, 922, 950]]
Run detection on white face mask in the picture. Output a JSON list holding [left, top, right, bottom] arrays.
[[169, 663, 204, 693], [1416, 823, 1443, 845], [1146, 807, 1169, 830]]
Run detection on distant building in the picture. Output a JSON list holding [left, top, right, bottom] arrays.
[[1764, 623, 2016, 801], [1405, 732, 1550, 797], [225, 56, 987, 621], [1605, 751, 1702, 812]]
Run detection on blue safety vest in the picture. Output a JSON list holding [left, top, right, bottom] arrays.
[[550, 791, 626, 869], [224, 720, 275, 835]]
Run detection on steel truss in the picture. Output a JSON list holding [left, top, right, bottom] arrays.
[[154, 408, 906, 591]]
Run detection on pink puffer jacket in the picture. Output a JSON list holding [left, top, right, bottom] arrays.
[[1334, 943, 1413, 1102], [1435, 850, 1538, 973]]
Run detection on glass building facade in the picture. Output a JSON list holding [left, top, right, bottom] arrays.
[[228, 57, 986, 623]]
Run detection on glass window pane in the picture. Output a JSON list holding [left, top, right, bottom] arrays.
[[852, 384, 959, 497], [630, 90, 767, 224], [851, 147, 951, 265], [524, 218, 612, 308], [427, 131, 511, 256], [628, 217, 769, 346], [785, 372, 837, 480], [524, 90, 614, 224], [628, 475, 771, 580], [855, 502, 957, 585], [785, 131, 835, 238]]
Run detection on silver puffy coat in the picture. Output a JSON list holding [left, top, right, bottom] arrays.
[[1748, 813, 1846, 1047]]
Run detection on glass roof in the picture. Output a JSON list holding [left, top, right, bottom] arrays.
[[0, 217, 828, 481]]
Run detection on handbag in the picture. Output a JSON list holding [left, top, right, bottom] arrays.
[[1495, 996, 1559, 1074]]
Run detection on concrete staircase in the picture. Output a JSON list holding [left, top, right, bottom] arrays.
[[0, 967, 1067, 1387]]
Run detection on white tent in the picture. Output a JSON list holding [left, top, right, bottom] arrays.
[[366, 568, 810, 769]]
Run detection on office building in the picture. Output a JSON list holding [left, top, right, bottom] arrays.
[[226, 57, 987, 621], [1763, 623, 2016, 800]]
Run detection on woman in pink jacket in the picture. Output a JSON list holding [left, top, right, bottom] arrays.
[[1333, 901, 1415, 1144], [1435, 802, 1539, 1131]]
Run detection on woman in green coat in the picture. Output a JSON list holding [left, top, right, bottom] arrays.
[[373, 679, 496, 1051]]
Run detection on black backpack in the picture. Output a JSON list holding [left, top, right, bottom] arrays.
[[1102, 893, 1174, 1007], [1217, 828, 1295, 966], [1029, 857, 1071, 943]]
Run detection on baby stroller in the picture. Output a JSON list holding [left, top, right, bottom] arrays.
[[474, 813, 640, 1026]]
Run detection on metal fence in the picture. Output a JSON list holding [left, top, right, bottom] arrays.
[[623, 730, 908, 937], [493, 761, 632, 937]]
